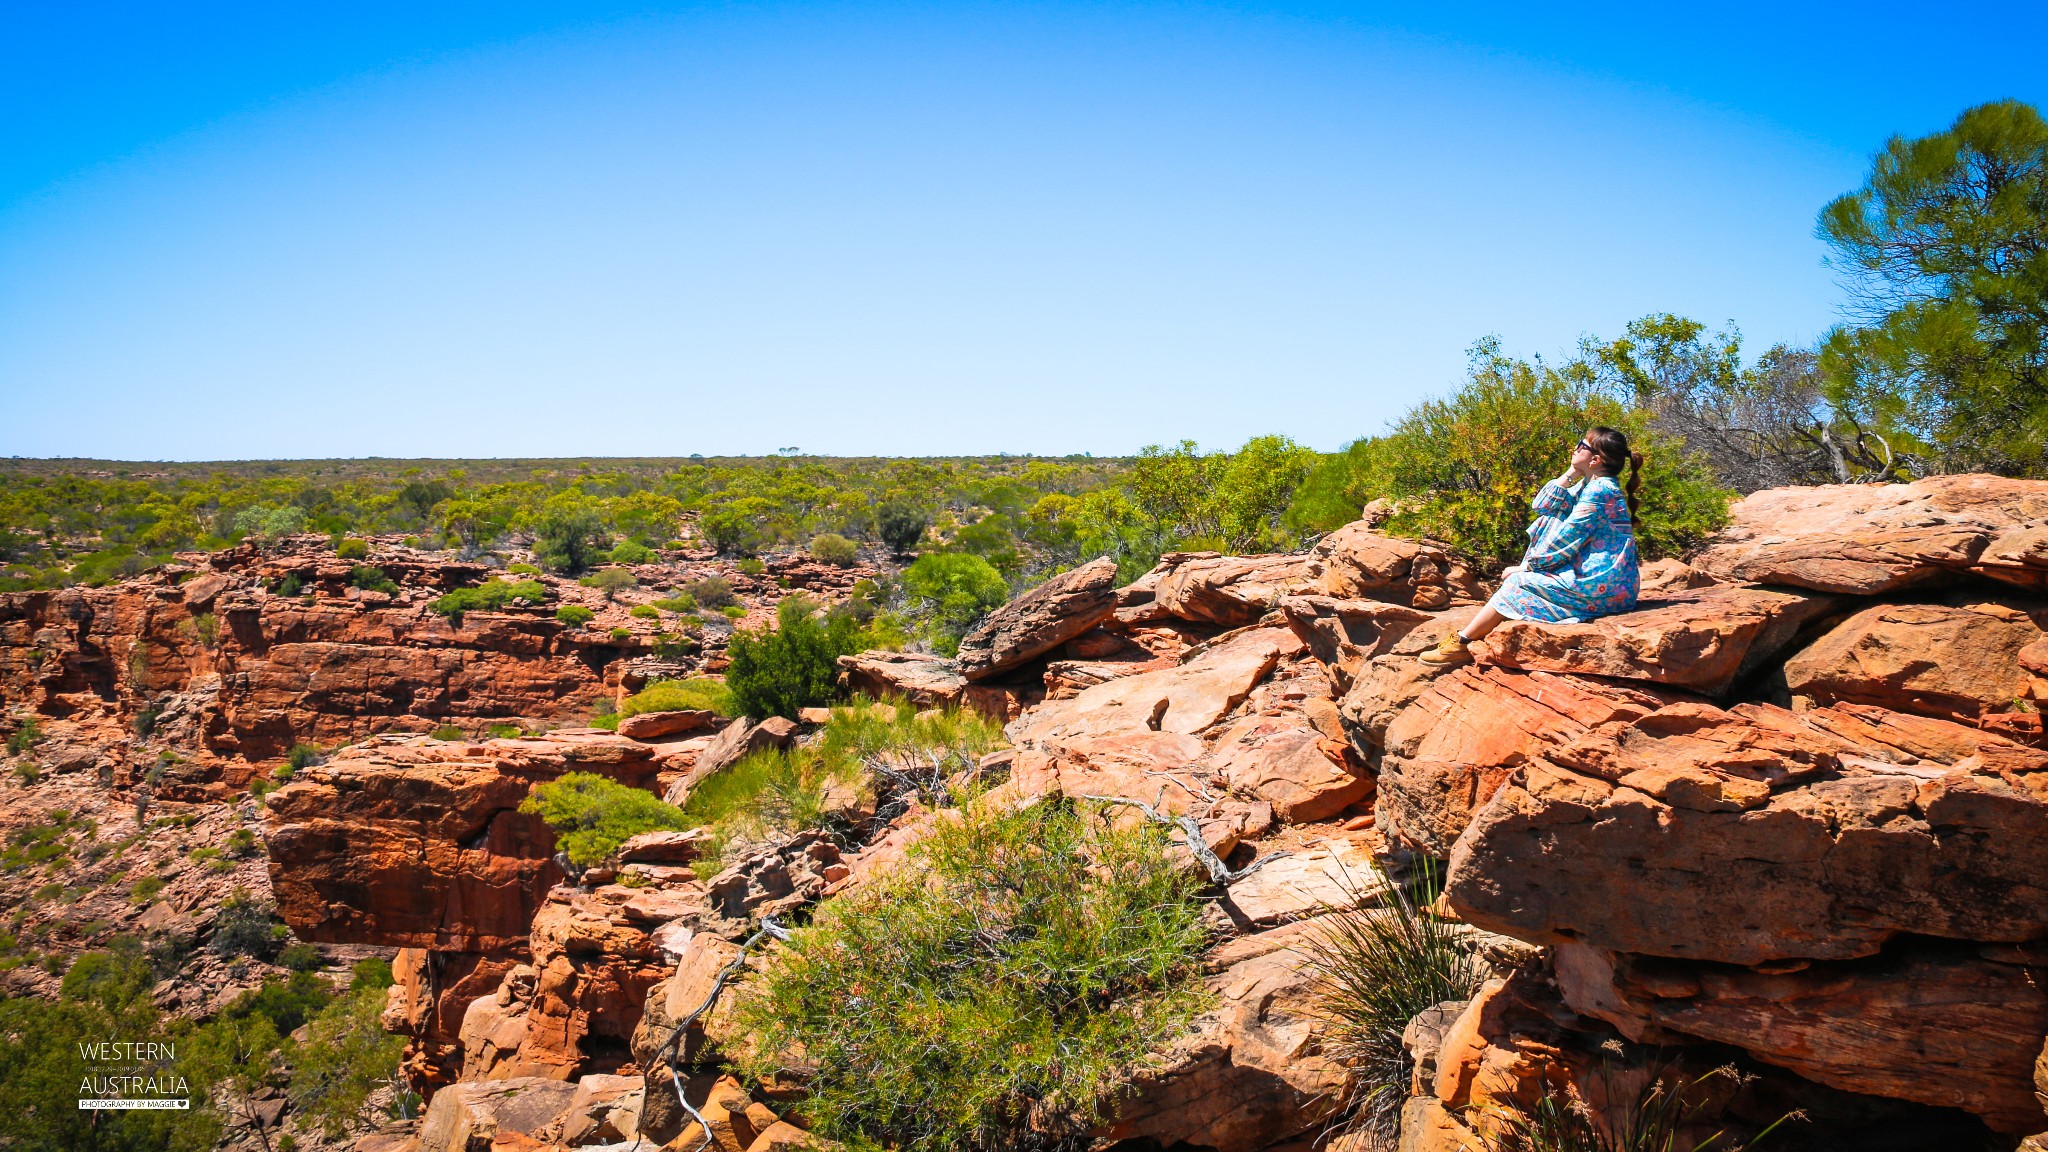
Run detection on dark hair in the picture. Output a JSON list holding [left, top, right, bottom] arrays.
[[1585, 426, 1644, 518]]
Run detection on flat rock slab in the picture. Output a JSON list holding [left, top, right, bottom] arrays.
[[835, 651, 966, 707], [1153, 553, 1317, 627], [1213, 833, 1381, 929], [617, 709, 721, 740], [1006, 627, 1292, 753], [1480, 583, 1839, 697], [1445, 700, 2048, 965], [1557, 941, 2048, 1135], [1203, 713, 1369, 824], [1784, 597, 2048, 722], [1693, 474, 2048, 595], [956, 556, 1117, 680], [1276, 594, 1433, 693]]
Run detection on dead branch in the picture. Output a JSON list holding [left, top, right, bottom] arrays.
[[658, 916, 794, 1152], [1080, 792, 1285, 886]]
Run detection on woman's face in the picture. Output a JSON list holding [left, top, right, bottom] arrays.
[[1571, 434, 1597, 471]]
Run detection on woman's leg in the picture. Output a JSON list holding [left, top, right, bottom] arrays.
[[1458, 604, 1506, 642]]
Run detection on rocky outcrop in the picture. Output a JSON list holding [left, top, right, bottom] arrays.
[[1692, 473, 2048, 594], [956, 556, 1117, 680], [265, 731, 660, 951], [1307, 523, 1486, 610], [1782, 596, 2048, 723], [1152, 553, 1317, 627]]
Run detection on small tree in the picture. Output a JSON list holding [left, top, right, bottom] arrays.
[[809, 533, 859, 566], [578, 568, 636, 602], [725, 597, 863, 719], [531, 499, 609, 574], [900, 553, 1009, 656], [875, 500, 930, 556], [519, 772, 691, 866]]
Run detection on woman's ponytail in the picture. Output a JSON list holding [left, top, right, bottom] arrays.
[[1585, 426, 1643, 519], [1624, 451, 1644, 519]]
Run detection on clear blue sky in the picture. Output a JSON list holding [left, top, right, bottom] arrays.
[[2, 2, 2043, 460]]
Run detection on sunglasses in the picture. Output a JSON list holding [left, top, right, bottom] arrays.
[[1573, 440, 1594, 454]]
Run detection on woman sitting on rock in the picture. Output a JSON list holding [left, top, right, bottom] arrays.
[[1421, 426, 1643, 666]]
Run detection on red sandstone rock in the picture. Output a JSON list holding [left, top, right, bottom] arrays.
[[834, 651, 965, 707], [1201, 713, 1369, 824], [956, 556, 1118, 680], [416, 1076, 580, 1152], [1152, 554, 1317, 627], [1007, 627, 1293, 757], [1692, 474, 2048, 595], [1275, 594, 1433, 694], [1479, 583, 1839, 697], [1307, 523, 1485, 610], [265, 732, 660, 951], [617, 709, 721, 740], [1783, 597, 2048, 722], [1445, 701, 2048, 964]]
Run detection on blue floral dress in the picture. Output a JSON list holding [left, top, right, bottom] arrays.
[[1488, 476, 1640, 624]]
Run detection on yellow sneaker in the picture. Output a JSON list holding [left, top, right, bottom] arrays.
[[1418, 632, 1472, 666]]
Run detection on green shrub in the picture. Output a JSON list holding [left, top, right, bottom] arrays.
[[519, 772, 691, 866], [127, 876, 164, 906], [274, 572, 304, 597], [209, 890, 283, 959], [287, 743, 322, 771], [349, 566, 397, 595], [726, 598, 864, 719], [609, 627, 633, 642], [1482, 1065, 1794, 1152], [334, 538, 369, 561], [278, 942, 323, 972], [507, 562, 541, 575], [619, 677, 735, 718], [430, 725, 465, 741], [225, 828, 258, 858], [186, 612, 220, 648], [222, 969, 330, 1033], [685, 577, 736, 607], [556, 604, 595, 626], [531, 499, 609, 574], [876, 499, 930, 555], [8, 717, 42, 755], [901, 553, 1009, 656], [629, 604, 659, 619], [608, 539, 656, 565], [737, 557, 767, 577], [720, 604, 748, 619], [809, 533, 859, 566], [431, 579, 549, 619], [1300, 861, 1482, 1145], [289, 971, 408, 1138], [652, 593, 697, 613], [486, 723, 523, 739], [579, 568, 637, 600], [734, 797, 1209, 1152]]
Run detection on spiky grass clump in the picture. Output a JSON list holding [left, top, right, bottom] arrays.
[[1482, 1064, 1796, 1152], [620, 677, 737, 718], [1300, 859, 1484, 1148], [733, 797, 1210, 1152]]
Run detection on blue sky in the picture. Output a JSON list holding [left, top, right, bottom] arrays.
[[2, 3, 2043, 460]]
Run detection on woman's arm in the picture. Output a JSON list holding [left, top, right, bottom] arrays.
[[1522, 489, 1602, 572], [1530, 478, 1578, 517]]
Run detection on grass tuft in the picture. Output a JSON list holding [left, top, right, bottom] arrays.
[[620, 677, 737, 718]]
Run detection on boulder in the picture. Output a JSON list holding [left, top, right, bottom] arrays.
[[956, 557, 1118, 680], [615, 829, 706, 865], [264, 732, 660, 951], [1210, 834, 1381, 930], [416, 1076, 579, 1152], [835, 651, 966, 707], [1478, 584, 1840, 697], [1006, 628, 1296, 755], [617, 709, 721, 740], [1308, 523, 1485, 610], [509, 890, 670, 1080], [1275, 595, 1434, 694], [1201, 714, 1369, 824], [1153, 554, 1317, 627], [1783, 597, 2048, 722], [560, 1073, 645, 1146], [1375, 666, 1680, 855], [665, 718, 797, 804], [1556, 941, 2048, 1134], [1445, 701, 2048, 964], [1692, 474, 2048, 595], [387, 949, 524, 1091]]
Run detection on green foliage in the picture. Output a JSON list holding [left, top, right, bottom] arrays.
[[279, 942, 323, 971], [686, 576, 735, 607], [720, 604, 748, 619], [609, 538, 656, 565], [7, 717, 40, 755], [287, 743, 322, 771], [579, 567, 637, 600], [1312, 337, 1732, 567], [128, 875, 164, 905], [431, 725, 465, 740], [209, 890, 282, 959], [222, 970, 333, 1035], [274, 572, 304, 597], [737, 557, 768, 576], [1299, 861, 1482, 1145], [652, 593, 698, 613], [519, 771, 691, 866], [507, 562, 541, 575], [619, 677, 736, 718], [289, 976, 407, 1139], [556, 603, 595, 626], [348, 565, 397, 594], [734, 797, 1210, 1152], [431, 578, 549, 619], [610, 627, 633, 642], [333, 537, 369, 561], [531, 496, 610, 573], [185, 611, 220, 648], [1819, 99, 2048, 476], [876, 499, 930, 554], [899, 553, 1009, 656], [1480, 1065, 1793, 1152], [726, 597, 865, 719], [630, 603, 659, 619], [809, 532, 860, 566], [486, 722, 523, 739]]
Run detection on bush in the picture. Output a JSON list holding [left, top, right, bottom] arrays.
[[210, 890, 282, 959], [555, 604, 595, 626], [334, 538, 368, 561], [507, 563, 541, 575], [720, 604, 748, 619], [726, 598, 864, 719], [809, 533, 859, 566], [274, 572, 304, 597], [287, 743, 322, 771], [652, 593, 697, 613], [901, 553, 1010, 656], [531, 499, 609, 574], [737, 557, 767, 577], [619, 677, 736, 718], [289, 972, 408, 1138], [486, 723, 522, 739], [876, 500, 930, 555], [127, 876, 164, 905], [734, 797, 1209, 1152], [1483, 1065, 1793, 1152], [348, 566, 397, 595], [278, 942, 323, 971], [431, 579, 549, 620], [1300, 861, 1482, 1145], [579, 568, 637, 601], [629, 604, 659, 619], [608, 539, 656, 565], [519, 772, 691, 866], [685, 577, 736, 608], [7, 717, 41, 755], [609, 627, 633, 642], [430, 725, 465, 741]]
